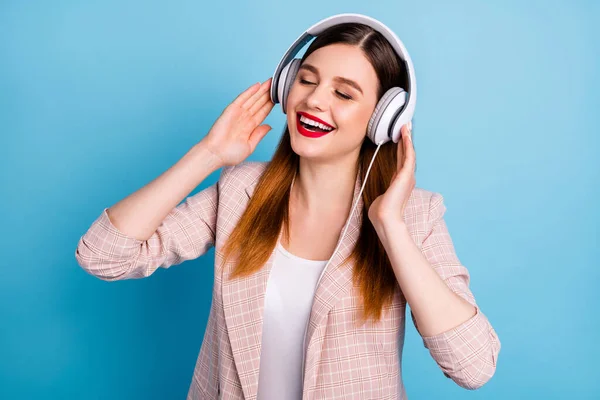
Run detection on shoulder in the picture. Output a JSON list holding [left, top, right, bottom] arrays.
[[410, 187, 447, 224], [219, 160, 270, 193]]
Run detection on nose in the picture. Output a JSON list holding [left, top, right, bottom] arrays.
[[305, 84, 329, 112]]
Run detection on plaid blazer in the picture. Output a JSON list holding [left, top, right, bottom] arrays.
[[75, 161, 500, 399]]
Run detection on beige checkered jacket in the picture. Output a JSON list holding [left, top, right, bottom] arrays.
[[75, 161, 500, 399]]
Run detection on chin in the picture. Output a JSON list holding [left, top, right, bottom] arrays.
[[288, 128, 328, 159]]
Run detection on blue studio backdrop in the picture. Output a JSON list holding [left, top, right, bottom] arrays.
[[1, 0, 598, 398]]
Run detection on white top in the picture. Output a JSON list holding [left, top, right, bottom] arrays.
[[256, 240, 329, 400]]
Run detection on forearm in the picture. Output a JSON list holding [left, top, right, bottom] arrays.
[[106, 140, 223, 241], [377, 221, 476, 337]]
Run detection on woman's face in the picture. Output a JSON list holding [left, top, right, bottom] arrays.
[[286, 43, 380, 162]]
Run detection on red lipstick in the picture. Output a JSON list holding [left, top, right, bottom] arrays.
[[297, 112, 334, 129], [295, 112, 335, 138]]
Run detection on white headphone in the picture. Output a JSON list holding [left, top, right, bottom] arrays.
[[270, 13, 417, 145]]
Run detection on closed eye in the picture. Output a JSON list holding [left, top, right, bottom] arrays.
[[299, 79, 353, 101]]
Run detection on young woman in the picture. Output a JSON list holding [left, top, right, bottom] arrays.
[[76, 21, 500, 400]]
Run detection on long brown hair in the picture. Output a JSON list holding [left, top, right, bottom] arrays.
[[221, 23, 412, 323]]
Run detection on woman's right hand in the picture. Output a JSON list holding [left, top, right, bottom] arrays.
[[202, 78, 275, 167]]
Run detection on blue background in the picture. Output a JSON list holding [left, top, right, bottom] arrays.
[[1, 0, 598, 398]]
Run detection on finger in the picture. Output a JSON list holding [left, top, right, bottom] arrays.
[[251, 97, 275, 126], [397, 125, 410, 169], [402, 126, 416, 171], [243, 78, 272, 110], [249, 89, 272, 115], [232, 82, 261, 107], [397, 125, 407, 171], [248, 124, 272, 151]]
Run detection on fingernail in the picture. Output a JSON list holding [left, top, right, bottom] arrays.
[[408, 121, 412, 131]]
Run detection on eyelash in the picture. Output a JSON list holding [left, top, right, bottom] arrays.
[[299, 79, 353, 100]]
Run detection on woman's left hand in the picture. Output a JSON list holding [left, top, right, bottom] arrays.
[[368, 121, 415, 231]]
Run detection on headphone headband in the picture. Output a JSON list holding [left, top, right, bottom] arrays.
[[270, 13, 417, 127]]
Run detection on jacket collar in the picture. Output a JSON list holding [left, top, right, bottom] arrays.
[[221, 169, 363, 400]]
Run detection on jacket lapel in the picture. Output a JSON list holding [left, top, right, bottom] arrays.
[[220, 179, 279, 400], [221, 170, 364, 400]]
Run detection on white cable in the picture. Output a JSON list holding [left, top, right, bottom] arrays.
[[300, 141, 384, 384]]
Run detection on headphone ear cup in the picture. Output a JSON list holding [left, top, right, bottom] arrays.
[[279, 58, 302, 114], [367, 87, 406, 145]]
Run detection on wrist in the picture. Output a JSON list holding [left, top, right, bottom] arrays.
[[192, 140, 225, 171], [375, 219, 410, 248]]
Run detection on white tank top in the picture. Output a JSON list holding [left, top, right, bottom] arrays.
[[256, 239, 328, 400]]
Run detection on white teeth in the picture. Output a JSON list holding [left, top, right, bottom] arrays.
[[299, 115, 333, 131]]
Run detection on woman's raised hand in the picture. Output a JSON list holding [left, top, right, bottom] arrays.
[[202, 78, 275, 167]]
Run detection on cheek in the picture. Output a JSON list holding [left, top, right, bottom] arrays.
[[335, 105, 373, 130], [286, 83, 302, 107]]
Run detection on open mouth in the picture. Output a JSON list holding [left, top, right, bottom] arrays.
[[295, 113, 335, 138]]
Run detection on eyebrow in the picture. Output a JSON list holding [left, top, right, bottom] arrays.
[[298, 63, 363, 95]]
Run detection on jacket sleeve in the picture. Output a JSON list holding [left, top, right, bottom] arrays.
[[411, 192, 501, 390], [75, 165, 233, 281]]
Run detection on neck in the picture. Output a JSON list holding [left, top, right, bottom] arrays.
[[291, 155, 359, 216]]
